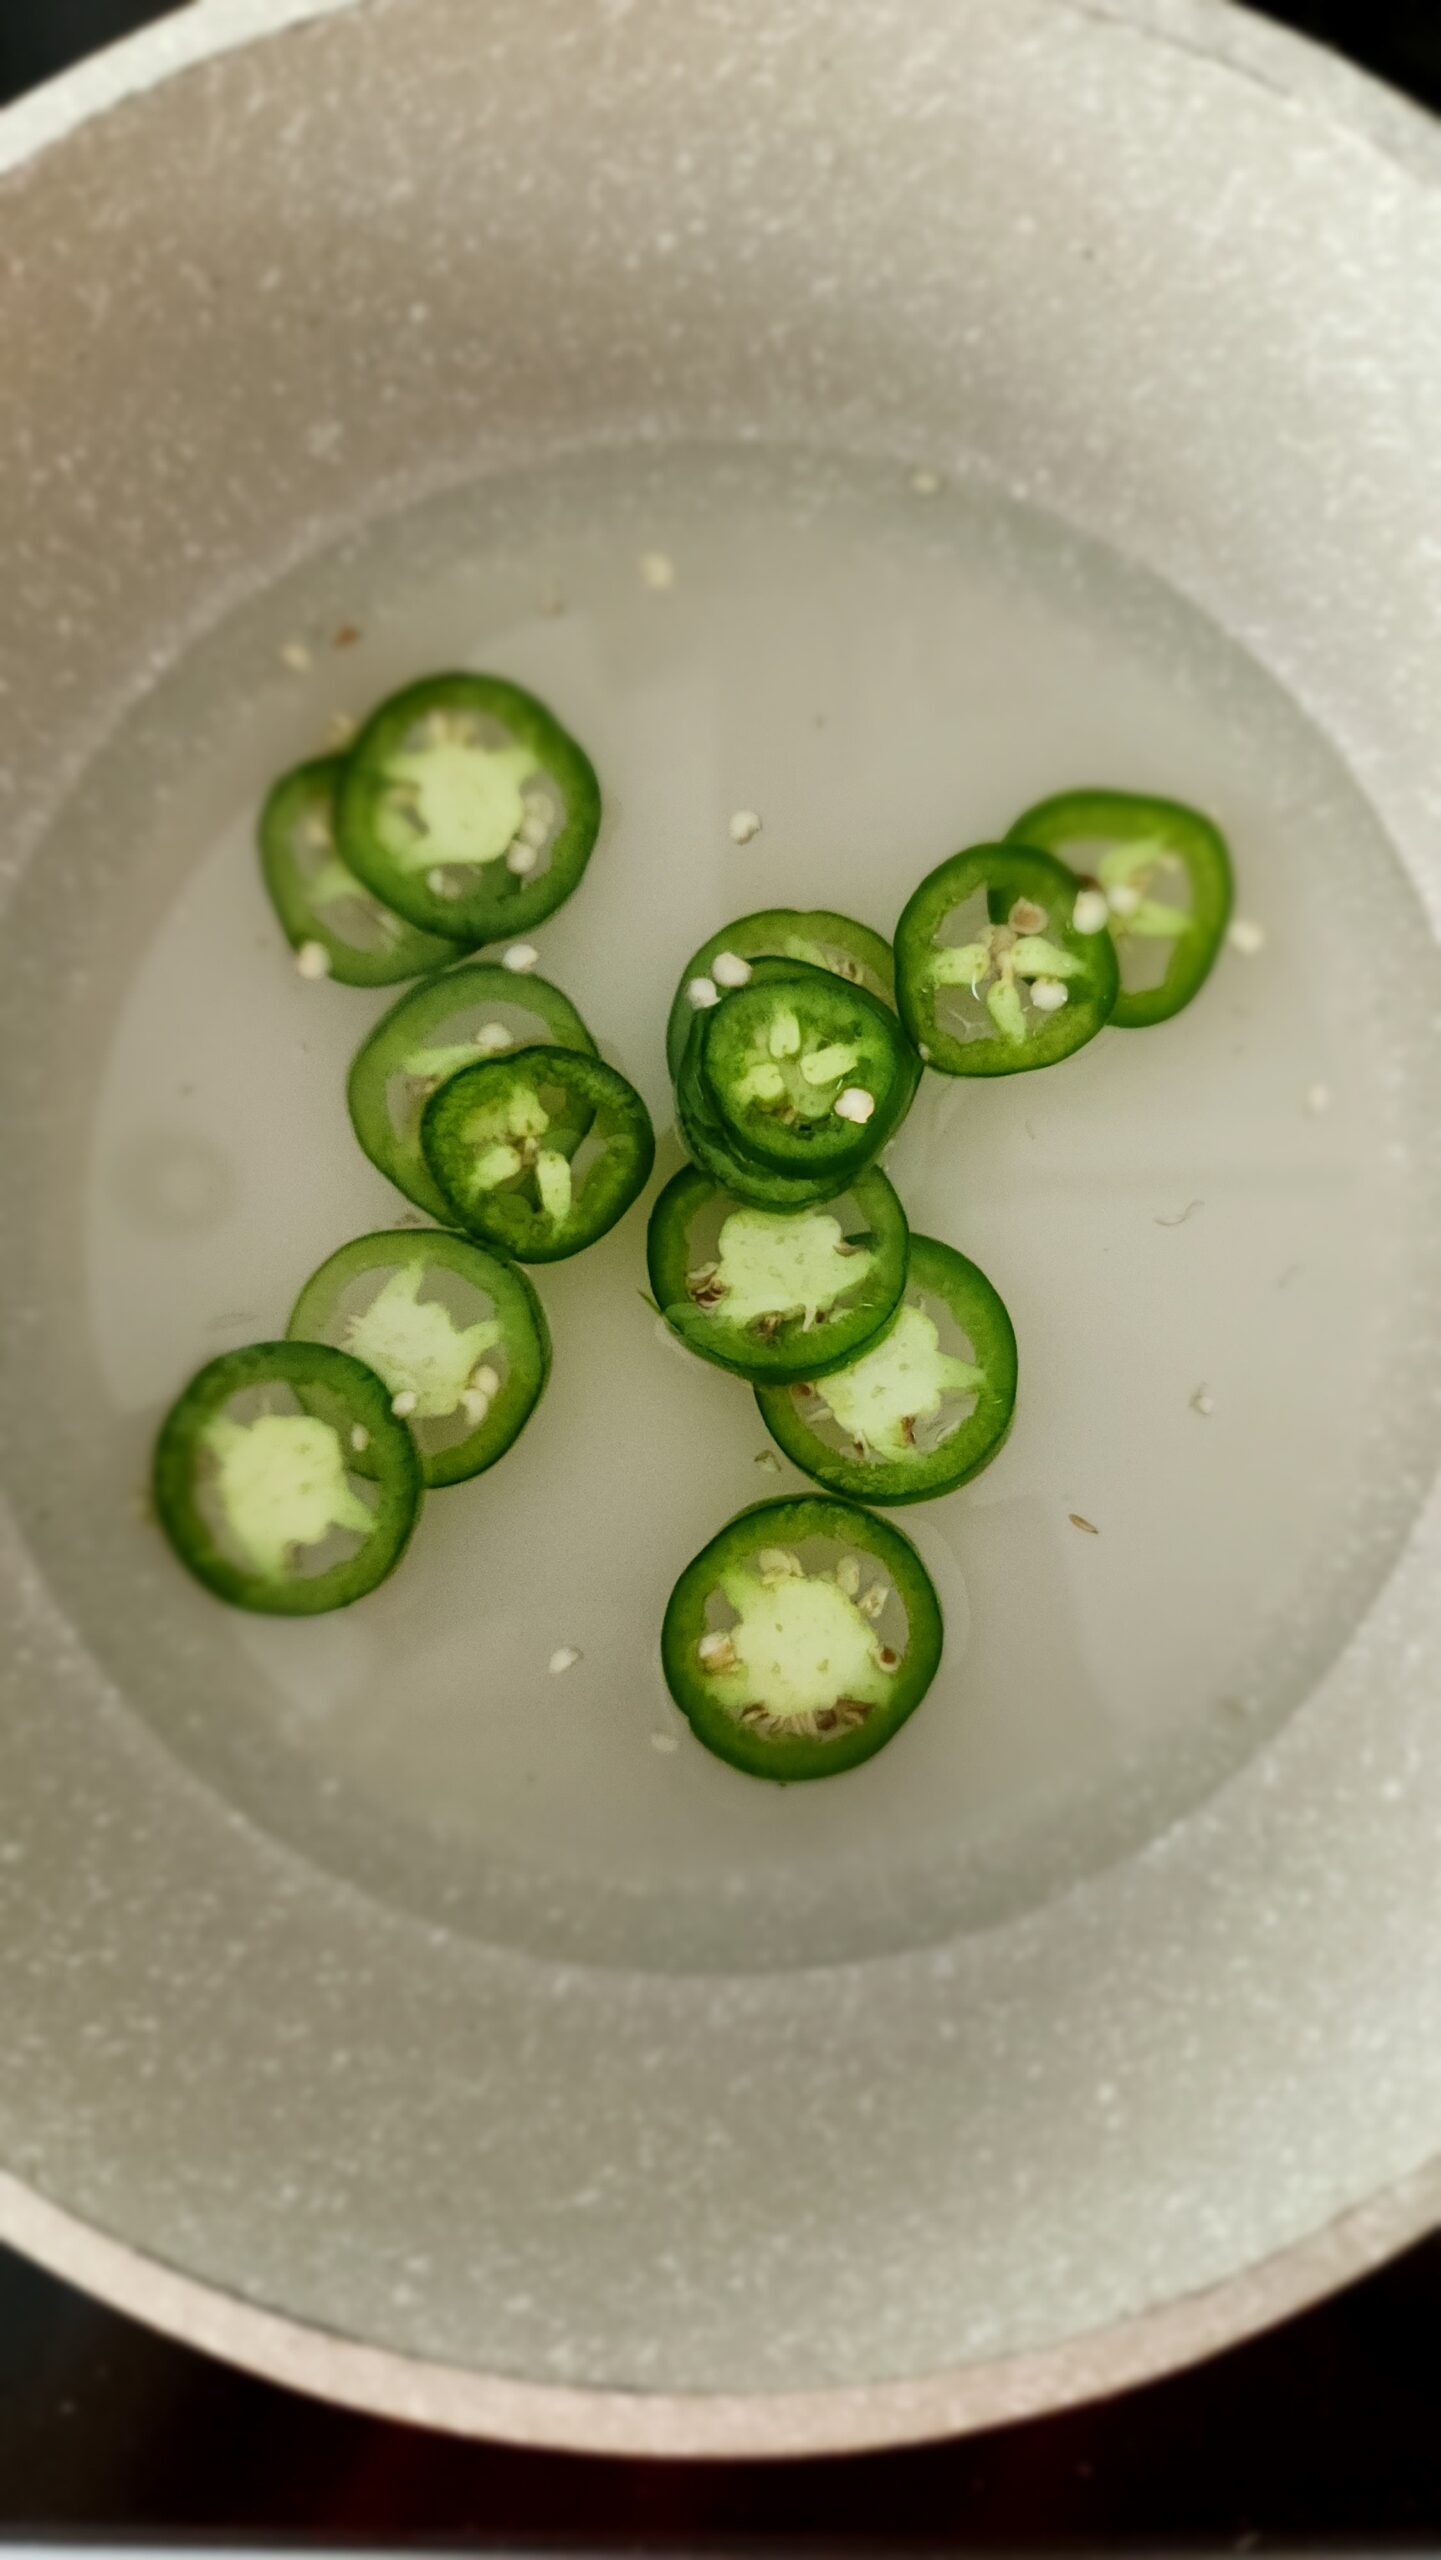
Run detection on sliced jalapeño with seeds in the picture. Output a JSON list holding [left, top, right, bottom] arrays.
[[288, 1229, 550, 1489], [647, 1164, 908, 1385], [665, 906, 896, 1080], [336, 672, 601, 946], [152, 1341, 422, 1614], [895, 844, 1118, 1075], [421, 1046, 655, 1262], [259, 755, 464, 988], [755, 1235, 1017, 1503], [693, 963, 918, 1183], [1006, 787, 1234, 1028], [661, 1496, 943, 1781], [347, 958, 598, 1220]]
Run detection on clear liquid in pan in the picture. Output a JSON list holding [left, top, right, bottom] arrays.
[[10, 441, 1435, 1971]]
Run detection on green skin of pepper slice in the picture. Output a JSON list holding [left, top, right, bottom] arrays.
[[755, 1234, 1017, 1503], [336, 671, 602, 946], [347, 959, 598, 1221], [661, 1495, 943, 1782], [259, 755, 465, 989], [896, 844, 1119, 1076], [665, 907, 896, 1081], [675, 961, 902, 1209], [1005, 787, 1234, 1029], [287, 1229, 551, 1490], [647, 1163, 910, 1385], [152, 1340, 422, 1615], [696, 968, 920, 1183], [421, 1045, 655, 1263]]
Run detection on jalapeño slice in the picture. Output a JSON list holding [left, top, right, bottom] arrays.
[[287, 1228, 550, 1489], [421, 1046, 655, 1262], [661, 1496, 943, 1781], [647, 1164, 908, 1385], [336, 672, 601, 946], [666, 907, 896, 1080], [693, 966, 919, 1184], [755, 1235, 1017, 1502], [259, 755, 463, 988], [347, 959, 598, 1220], [152, 1341, 422, 1615], [896, 844, 1119, 1075], [1006, 787, 1234, 1028]]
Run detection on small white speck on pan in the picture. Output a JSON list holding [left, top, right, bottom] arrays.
[[649, 1731, 681, 1755], [1190, 1385, 1215, 1417], [639, 550, 675, 590], [1228, 917, 1266, 956], [294, 939, 331, 980], [729, 808, 762, 845], [549, 1645, 582, 1675], [279, 639, 312, 673], [754, 1449, 782, 1473], [1305, 1082, 1332, 1115], [909, 466, 943, 495], [503, 943, 540, 973]]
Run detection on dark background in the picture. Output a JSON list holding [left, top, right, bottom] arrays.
[[1, 0, 1438, 2541], [2, 0, 1438, 108]]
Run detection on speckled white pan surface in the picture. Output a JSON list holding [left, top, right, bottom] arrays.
[[0, 0, 1438, 2457]]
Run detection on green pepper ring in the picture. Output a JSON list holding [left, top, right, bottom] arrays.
[[1005, 786, 1234, 1029], [694, 966, 920, 1182], [259, 755, 465, 989], [421, 1045, 656, 1263], [661, 1495, 944, 1781], [647, 1162, 910, 1385], [346, 959, 599, 1221], [755, 1235, 1017, 1502], [665, 906, 897, 1081], [895, 843, 1119, 1076], [287, 1228, 551, 1490], [152, 1340, 423, 1615], [336, 670, 601, 944]]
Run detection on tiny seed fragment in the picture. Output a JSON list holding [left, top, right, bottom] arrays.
[[698, 1630, 737, 1670], [506, 842, 539, 876], [1071, 887, 1109, 935], [1069, 1512, 1100, 1535], [295, 939, 331, 981], [391, 1390, 418, 1418], [729, 808, 762, 845], [350, 1425, 370, 1453], [858, 1581, 888, 1619], [687, 975, 720, 1010], [712, 950, 753, 989], [1107, 882, 1142, 919], [1029, 977, 1069, 1014], [549, 1645, 582, 1675], [1228, 917, 1266, 957], [1009, 898, 1048, 934], [834, 1086, 876, 1124], [503, 943, 539, 973]]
